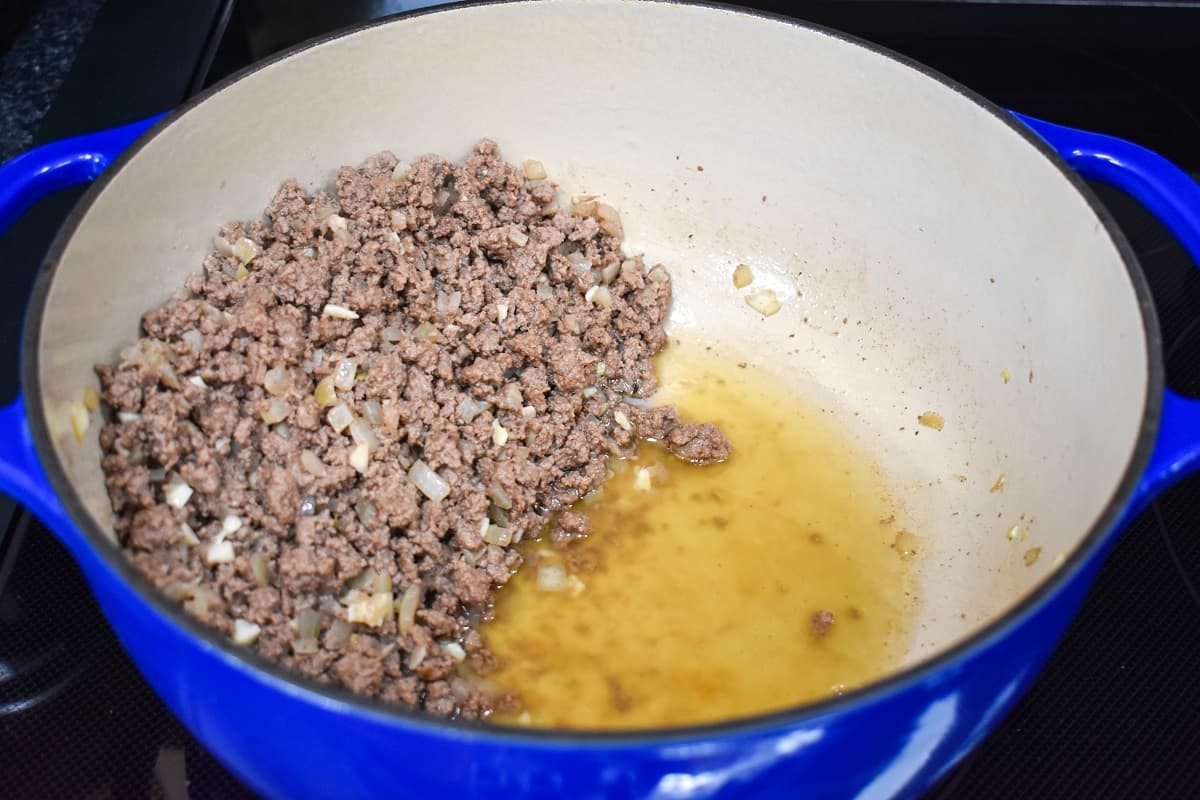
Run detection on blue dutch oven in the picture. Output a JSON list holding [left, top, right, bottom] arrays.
[[1, 2, 1199, 798]]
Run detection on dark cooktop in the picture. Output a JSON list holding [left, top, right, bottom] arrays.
[[2, 2, 1199, 798]]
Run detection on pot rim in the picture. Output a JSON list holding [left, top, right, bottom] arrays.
[[20, 0, 1163, 746]]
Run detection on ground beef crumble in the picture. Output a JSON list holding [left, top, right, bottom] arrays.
[[96, 140, 730, 719]]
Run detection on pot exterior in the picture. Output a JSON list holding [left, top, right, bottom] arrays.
[[77, 532, 1101, 800]]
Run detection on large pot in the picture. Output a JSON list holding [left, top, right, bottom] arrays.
[[2, 2, 1199, 798]]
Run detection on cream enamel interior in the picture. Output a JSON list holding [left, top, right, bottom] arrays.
[[35, 0, 1147, 676]]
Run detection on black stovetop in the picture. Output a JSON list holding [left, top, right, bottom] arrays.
[[2, 2, 1200, 798]]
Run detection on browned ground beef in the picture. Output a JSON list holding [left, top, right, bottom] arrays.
[[95, 140, 731, 718]]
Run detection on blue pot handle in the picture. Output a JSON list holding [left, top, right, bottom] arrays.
[[0, 115, 163, 548], [1014, 112, 1200, 512]]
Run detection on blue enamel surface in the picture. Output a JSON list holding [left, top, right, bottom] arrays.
[[0, 110, 1197, 799]]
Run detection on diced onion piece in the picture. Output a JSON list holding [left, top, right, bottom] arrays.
[[613, 410, 633, 432], [492, 419, 509, 446], [522, 159, 547, 180], [381, 326, 405, 343], [234, 264, 250, 280], [300, 449, 327, 476], [164, 475, 193, 509], [745, 289, 782, 317], [483, 524, 512, 547], [263, 366, 289, 395], [600, 261, 621, 285], [188, 375, 207, 388], [322, 304, 359, 320], [406, 643, 428, 670], [363, 399, 382, 426], [180, 523, 199, 546], [355, 499, 378, 525], [917, 412, 945, 431], [261, 398, 292, 425], [314, 375, 337, 407], [250, 552, 270, 586], [397, 584, 420, 634], [346, 568, 378, 592], [648, 265, 670, 285], [182, 329, 203, 356], [409, 460, 450, 501], [222, 514, 243, 536], [390, 209, 408, 231], [68, 400, 89, 443], [458, 396, 491, 423], [541, 196, 560, 217], [507, 227, 529, 247], [585, 284, 614, 308], [326, 619, 352, 650], [536, 280, 554, 300], [326, 214, 351, 242], [567, 250, 591, 270], [206, 539, 235, 565], [296, 609, 322, 640], [496, 303, 509, 323], [571, 196, 598, 218], [521, 405, 536, 420], [213, 236, 234, 256], [347, 591, 392, 628], [232, 619, 261, 645], [391, 161, 411, 181], [732, 263, 753, 288], [441, 641, 467, 662], [292, 638, 319, 655], [633, 467, 653, 492], [595, 202, 622, 237], [233, 237, 259, 265], [567, 575, 586, 597], [333, 359, 357, 390], [413, 321, 441, 342], [327, 404, 354, 433], [349, 418, 379, 448], [487, 482, 513, 510], [117, 411, 141, 423], [349, 443, 371, 474], [537, 564, 568, 592]]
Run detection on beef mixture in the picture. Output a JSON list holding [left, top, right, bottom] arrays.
[[95, 141, 731, 718]]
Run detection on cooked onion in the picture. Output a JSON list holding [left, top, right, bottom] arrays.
[[117, 411, 141, 423], [413, 321, 440, 341], [483, 525, 512, 547], [327, 404, 353, 433], [164, 475, 193, 509], [182, 329, 203, 355], [249, 552, 270, 586], [732, 263, 753, 288], [180, 523, 199, 546], [745, 289, 782, 317], [487, 483, 513, 510], [206, 539, 234, 565], [521, 405, 536, 420], [391, 162, 411, 181], [537, 564, 567, 592], [397, 584, 420, 634], [349, 418, 378, 448], [441, 641, 467, 662], [492, 419, 509, 446], [233, 237, 259, 265], [213, 236, 234, 256], [595, 203, 622, 238], [567, 250, 592, 270], [261, 398, 292, 425], [232, 619, 261, 645], [406, 643, 428, 670], [496, 303, 509, 323], [349, 443, 371, 474], [381, 326, 405, 343], [296, 609, 322, 640], [363, 399, 382, 426], [322, 304, 360, 320], [409, 460, 450, 501], [292, 638, 319, 655], [325, 619, 352, 650], [188, 375, 207, 388], [600, 261, 620, 284], [507, 227, 529, 247], [314, 376, 337, 407], [522, 159, 547, 180], [613, 410, 633, 431], [300, 450, 326, 476], [458, 397, 491, 423], [585, 285, 614, 308], [263, 366, 289, 395], [354, 499, 378, 525], [222, 514, 243, 536], [333, 359, 357, 390], [648, 265, 670, 284]]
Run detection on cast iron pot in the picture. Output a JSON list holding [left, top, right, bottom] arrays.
[[2, 2, 1200, 798]]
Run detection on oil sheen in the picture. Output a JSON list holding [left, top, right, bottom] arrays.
[[479, 342, 915, 729]]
